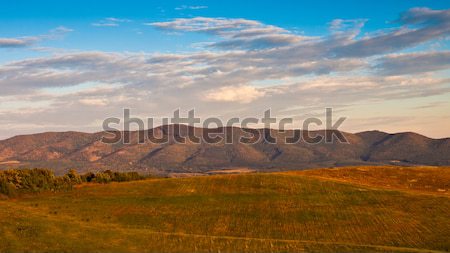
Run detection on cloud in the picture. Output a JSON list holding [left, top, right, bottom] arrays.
[[0, 38, 37, 48], [377, 51, 450, 75], [329, 18, 367, 38], [49, 26, 74, 34], [1, 50, 447, 107], [0, 26, 72, 48], [331, 8, 450, 58], [1, 49, 448, 139], [150, 8, 450, 54], [2, 8, 450, 138], [152, 8, 450, 56], [2, 10, 450, 98], [149, 17, 303, 49], [79, 98, 108, 106], [211, 34, 302, 50], [150, 17, 264, 34], [92, 17, 131, 27], [175, 5, 208, 11], [204, 85, 266, 103]]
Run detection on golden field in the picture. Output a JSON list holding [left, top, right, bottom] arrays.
[[0, 166, 449, 253]]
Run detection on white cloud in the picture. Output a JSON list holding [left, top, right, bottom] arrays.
[[204, 85, 266, 103], [92, 17, 131, 27], [79, 98, 108, 106], [175, 5, 208, 10]]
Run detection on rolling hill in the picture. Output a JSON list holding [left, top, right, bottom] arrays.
[[0, 125, 449, 174], [0, 166, 448, 252]]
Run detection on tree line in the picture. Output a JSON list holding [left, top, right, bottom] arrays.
[[0, 169, 147, 197]]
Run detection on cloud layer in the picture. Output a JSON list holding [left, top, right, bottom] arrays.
[[1, 8, 450, 139], [0, 26, 72, 48]]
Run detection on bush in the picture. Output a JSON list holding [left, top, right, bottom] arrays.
[[81, 172, 96, 182], [0, 169, 148, 197], [0, 169, 66, 196], [93, 172, 112, 184], [0, 178, 16, 197], [88, 170, 144, 184], [66, 169, 82, 184]]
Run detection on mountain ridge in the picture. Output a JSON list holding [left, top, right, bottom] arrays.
[[0, 125, 449, 174]]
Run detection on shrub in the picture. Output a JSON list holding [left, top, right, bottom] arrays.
[[0, 169, 148, 197], [94, 172, 112, 184], [66, 169, 82, 184], [0, 178, 17, 197], [81, 172, 96, 182]]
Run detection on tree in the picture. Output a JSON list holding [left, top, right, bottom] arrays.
[[66, 169, 82, 184]]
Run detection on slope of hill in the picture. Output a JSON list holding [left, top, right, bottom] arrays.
[[0, 126, 449, 174], [285, 166, 450, 195], [0, 166, 448, 252], [357, 132, 450, 165]]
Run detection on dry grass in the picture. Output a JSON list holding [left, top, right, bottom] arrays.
[[286, 166, 450, 196], [0, 166, 449, 252]]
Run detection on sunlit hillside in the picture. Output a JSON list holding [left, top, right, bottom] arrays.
[[1, 166, 448, 253]]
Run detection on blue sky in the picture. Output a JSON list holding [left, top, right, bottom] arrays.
[[1, 1, 450, 138], [2, 1, 449, 52]]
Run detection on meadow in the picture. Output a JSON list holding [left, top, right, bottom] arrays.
[[0, 166, 449, 252]]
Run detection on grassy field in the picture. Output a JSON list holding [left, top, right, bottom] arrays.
[[287, 166, 450, 195], [0, 166, 449, 252]]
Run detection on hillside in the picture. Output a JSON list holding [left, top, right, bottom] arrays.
[[0, 166, 448, 252], [0, 126, 449, 174]]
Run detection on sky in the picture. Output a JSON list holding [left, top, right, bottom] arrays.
[[1, 0, 450, 139]]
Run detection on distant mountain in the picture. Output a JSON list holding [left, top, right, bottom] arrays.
[[0, 125, 448, 175]]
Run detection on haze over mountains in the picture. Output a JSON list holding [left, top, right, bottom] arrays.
[[0, 125, 449, 175]]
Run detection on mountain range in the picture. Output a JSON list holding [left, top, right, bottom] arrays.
[[0, 125, 449, 175]]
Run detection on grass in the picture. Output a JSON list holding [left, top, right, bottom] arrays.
[[0, 166, 449, 252], [287, 166, 450, 195]]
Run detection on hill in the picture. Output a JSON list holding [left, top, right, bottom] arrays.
[[0, 166, 448, 252], [0, 126, 449, 174]]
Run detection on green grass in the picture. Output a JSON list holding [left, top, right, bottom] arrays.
[[0, 168, 449, 252]]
